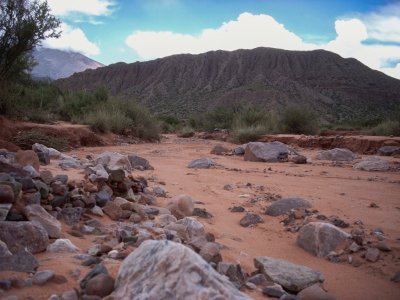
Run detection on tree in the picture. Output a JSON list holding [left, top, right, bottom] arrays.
[[0, 0, 60, 82]]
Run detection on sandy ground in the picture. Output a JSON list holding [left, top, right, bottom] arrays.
[[1, 134, 400, 300]]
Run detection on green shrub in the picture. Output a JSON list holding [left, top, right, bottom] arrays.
[[82, 98, 160, 141], [369, 120, 400, 136], [13, 130, 69, 151], [280, 105, 318, 135], [177, 126, 195, 138], [231, 125, 269, 143]]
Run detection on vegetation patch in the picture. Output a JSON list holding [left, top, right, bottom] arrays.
[[13, 130, 69, 151]]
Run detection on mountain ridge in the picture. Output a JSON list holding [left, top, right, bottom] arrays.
[[32, 47, 104, 80], [56, 47, 400, 121]]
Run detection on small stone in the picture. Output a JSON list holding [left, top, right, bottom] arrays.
[[62, 207, 83, 225], [153, 186, 167, 197], [365, 248, 380, 262], [262, 284, 287, 298], [199, 242, 222, 264], [291, 155, 307, 164], [351, 259, 363, 268], [239, 213, 263, 227], [47, 239, 80, 253], [348, 242, 360, 253], [192, 207, 213, 219], [187, 158, 216, 169], [61, 290, 79, 300], [85, 274, 115, 298], [247, 273, 267, 286], [103, 201, 123, 220], [80, 263, 109, 289], [297, 283, 336, 300], [230, 206, 245, 213], [391, 271, 400, 283], [223, 184, 234, 191], [95, 191, 111, 207], [376, 241, 391, 252], [33, 270, 55, 285]]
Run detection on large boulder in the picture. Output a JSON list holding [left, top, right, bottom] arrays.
[[378, 146, 400, 156], [95, 152, 132, 171], [0, 221, 49, 253], [265, 197, 312, 216], [244, 142, 292, 162], [315, 148, 355, 161], [297, 222, 351, 257], [105, 240, 251, 300], [15, 150, 40, 172], [254, 256, 324, 293], [353, 156, 392, 171], [24, 204, 61, 238], [187, 158, 216, 169]]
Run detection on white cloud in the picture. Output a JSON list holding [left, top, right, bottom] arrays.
[[46, 0, 115, 16], [43, 23, 100, 56], [125, 11, 400, 79]]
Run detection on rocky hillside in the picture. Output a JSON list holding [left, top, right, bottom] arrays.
[[57, 47, 400, 121], [31, 47, 104, 80]]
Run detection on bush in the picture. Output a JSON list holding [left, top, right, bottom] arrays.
[[82, 98, 160, 141], [369, 120, 400, 136], [13, 130, 69, 151], [177, 126, 195, 138], [231, 125, 269, 143], [280, 105, 318, 135]]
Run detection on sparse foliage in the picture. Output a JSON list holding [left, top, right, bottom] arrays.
[[280, 105, 318, 135]]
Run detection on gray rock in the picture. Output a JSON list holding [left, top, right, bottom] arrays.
[[54, 175, 68, 184], [95, 191, 111, 207], [47, 239, 80, 253], [175, 217, 206, 240], [254, 256, 324, 293], [24, 204, 61, 238], [217, 262, 246, 289], [35, 180, 50, 199], [86, 164, 109, 182], [244, 142, 293, 162], [106, 240, 251, 300], [233, 144, 247, 155], [166, 194, 194, 219], [33, 270, 55, 285], [391, 271, 400, 282], [61, 290, 79, 300], [85, 273, 115, 298], [0, 184, 15, 204], [0, 221, 49, 253], [247, 273, 267, 286], [365, 248, 380, 262], [262, 284, 288, 298], [291, 155, 307, 164], [378, 146, 400, 156], [80, 263, 109, 289], [265, 197, 312, 216], [297, 222, 351, 257], [153, 186, 167, 197], [128, 155, 154, 170], [316, 148, 355, 161], [353, 156, 392, 171], [62, 207, 83, 225], [210, 144, 230, 155], [0, 203, 12, 221], [48, 148, 61, 159], [23, 164, 40, 177], [0, 240, 12, 257], [59, 155, 81, 169], [36, 151, 50, 165], [0, 247, 39, 272], [95, 151, 132, 171], [187, 158, 216, 169], [199, 242, 222, 264], [239, 213, 263, 227], [297, 283, 336, 300]]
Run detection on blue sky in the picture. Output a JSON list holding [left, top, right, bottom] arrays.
[[43, 0, 400, 79]]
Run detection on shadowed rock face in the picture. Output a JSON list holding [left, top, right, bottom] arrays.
[[57, 47, 400, 121], [105, 240, 251, 300]]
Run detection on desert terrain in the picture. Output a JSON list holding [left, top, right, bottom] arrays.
[[1, 131, 399, 300]]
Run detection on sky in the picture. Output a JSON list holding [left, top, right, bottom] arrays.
[[42, 0, 400, 79]]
